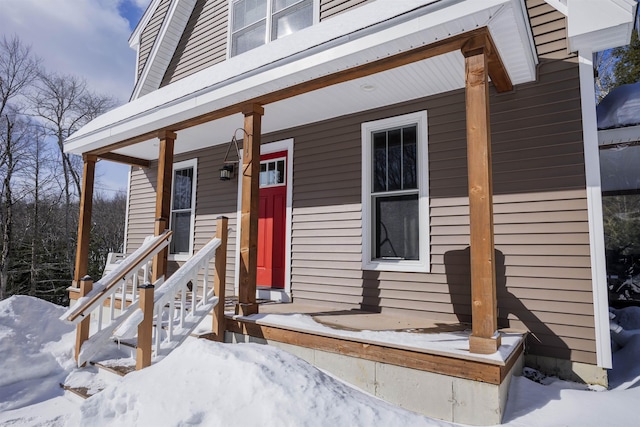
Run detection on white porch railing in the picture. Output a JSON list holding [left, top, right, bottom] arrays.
[[114, 234, 223, 360], [63, 217, 229, 370], [60, 231, 172, 366]]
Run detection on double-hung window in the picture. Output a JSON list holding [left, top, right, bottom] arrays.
[[362, 111, 429, 272], [230, 0, 314, 57], [169, 159, 197, 260]]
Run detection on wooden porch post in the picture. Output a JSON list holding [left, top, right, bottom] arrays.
[[136, 130, 175, 370], [236, 104, 264, 316], [212, 216, 229, 341], [462, 41, 501, 354], [72, 155, 96, 363], [74, 275, 93, 364], [151, 130, 176, 284], [73, 155, 97, 285]]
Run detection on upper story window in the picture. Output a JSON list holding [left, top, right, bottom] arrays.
[[361, 111, 430, 273], [231, 0, 314, 56]]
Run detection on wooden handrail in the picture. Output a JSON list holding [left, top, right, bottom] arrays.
[[65, 230, 173, 323]]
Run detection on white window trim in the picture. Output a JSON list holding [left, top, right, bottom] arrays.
[[234, 139, 294, 302], [361, 111, 430, 273], [226, 0, 320, 59], [123, 166, 132, 254], [168, 158, 198, 262]]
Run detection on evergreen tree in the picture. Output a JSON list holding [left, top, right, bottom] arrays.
[[612, 31, 640, 86]]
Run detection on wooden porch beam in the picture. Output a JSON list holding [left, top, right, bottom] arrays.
[[98, 152, 151, 168], [73, 154, 97, 284], [86, 27, 510, 157], [236, 103, 263, 316], [462, 44, 501, 354], [461, 32, 512, 93]]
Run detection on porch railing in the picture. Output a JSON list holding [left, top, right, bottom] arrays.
[[62, 217, 228, 370], [61, 230, 172, 324], [114, 225, 226, 360], [60, 230, 172, 366]]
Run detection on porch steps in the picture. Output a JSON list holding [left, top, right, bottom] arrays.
[[60, 355, 133, 400]]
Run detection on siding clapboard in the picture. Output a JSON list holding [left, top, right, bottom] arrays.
[[161, 0, 228, 87], [138, 0, 172, 80], [262, 55, 593, 363], [319, 0, 374, 20], [159, 0, 377, 85], [126, 145, 239, 295]]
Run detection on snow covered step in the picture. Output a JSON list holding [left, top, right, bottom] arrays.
[[91, 360, 137, 377], [60, 361, 126, 400]]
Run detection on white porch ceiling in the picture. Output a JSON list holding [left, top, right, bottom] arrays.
[[65, 0, 537, 161]]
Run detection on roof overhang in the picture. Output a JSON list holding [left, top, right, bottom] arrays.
[[566, 0, 637, 52], [65, 0, 537, 160]]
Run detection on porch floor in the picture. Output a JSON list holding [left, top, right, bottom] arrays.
[[252, 300, 471, 333]]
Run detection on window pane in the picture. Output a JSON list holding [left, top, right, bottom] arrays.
[[373, 131, 387, 193], [387, 129, 402, 191], [232, 21, 267, 55], [172, 168, 193, 210], [272, 1, 313, 40], [604, 194, 640, 304], [273, 0, 302, 12], [259, 159, 286, 187], [403, 126, 417, 189], [233, 0, 267, 29], [170, 212, 191, 254], [276, 160, 285, 184], [375, 194, 419, 260]]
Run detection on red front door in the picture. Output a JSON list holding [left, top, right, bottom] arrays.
[[257, 151, 287, 289]]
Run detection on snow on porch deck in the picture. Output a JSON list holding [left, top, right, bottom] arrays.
[[223, 301, 524, 367]]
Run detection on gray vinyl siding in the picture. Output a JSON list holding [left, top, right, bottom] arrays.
[[126, 60, 595, 363], [160, 0, 376, 85], [262, 59, 594, 364], [125, 0, 596, 363], [319, 0, 374, 20], [126, 146, 238, 295], [161, 0, 229, 87], [138, 0, 172, 80], [126, 167, 157, 251]]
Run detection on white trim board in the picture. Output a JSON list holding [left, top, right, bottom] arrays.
[[168, 158, 198, 262], [234, 139, 294, 303], [578, 49, 612, 369]]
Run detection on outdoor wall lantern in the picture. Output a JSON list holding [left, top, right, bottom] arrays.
[[220, 128, 249, 181]]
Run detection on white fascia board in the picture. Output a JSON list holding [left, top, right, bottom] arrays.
[[567, 0, 637, 52], [579, 49, 612, 369], [65, 0, 528, 155], [599, 125, 640, 146]]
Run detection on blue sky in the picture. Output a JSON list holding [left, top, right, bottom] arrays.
[[0, 0, 152, 194]]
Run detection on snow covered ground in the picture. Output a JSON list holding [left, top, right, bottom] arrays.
[[1, 295, 640, 426]]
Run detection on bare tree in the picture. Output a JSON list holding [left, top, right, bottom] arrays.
[[30, 72, 115, 276], [0, 109, 31, 299], [0, 36, 39, 120], [0, 36, 38, 300]]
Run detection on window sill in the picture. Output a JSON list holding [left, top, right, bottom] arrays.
[[363, 259, 430, 273]]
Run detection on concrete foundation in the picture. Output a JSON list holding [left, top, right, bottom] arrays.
[[525, 354, 608, 387], [227, 331, 523, 425]]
